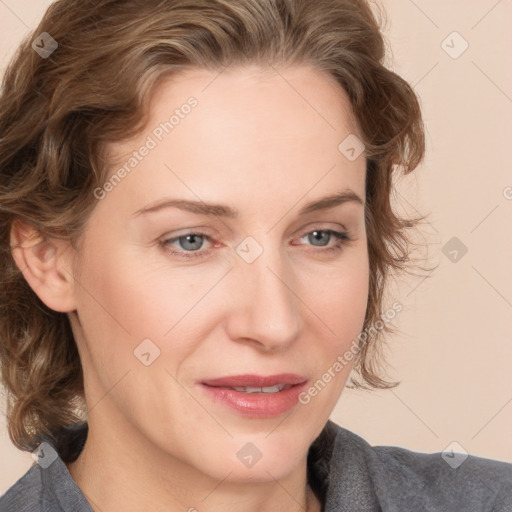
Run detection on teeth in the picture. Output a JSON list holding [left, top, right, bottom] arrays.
[[232, 385, 289, 393]]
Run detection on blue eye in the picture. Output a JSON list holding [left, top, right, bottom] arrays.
[[301, 230, 350, 248], [171, 233, 206, 252], [161, 229, 352, 260], [161, 232, 211, 259]]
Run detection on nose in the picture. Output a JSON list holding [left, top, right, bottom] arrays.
[[224, 245, 302, 352]]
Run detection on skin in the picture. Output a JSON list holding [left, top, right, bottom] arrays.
[[12, 65, 369, 512]]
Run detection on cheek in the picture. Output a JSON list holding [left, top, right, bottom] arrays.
[[293, 258, 369, 422], [73, 239, 219, 376], [307, 251, 369, 337], [303, 254, 369, 399], [74, 225, 369, 375], [76, 237, 170, 337]]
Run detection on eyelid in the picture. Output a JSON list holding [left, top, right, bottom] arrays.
[[160, 224, 353, 260], [162, 222, 349, 241]]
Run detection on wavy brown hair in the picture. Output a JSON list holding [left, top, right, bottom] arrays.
[[0, 0, 427, 458]]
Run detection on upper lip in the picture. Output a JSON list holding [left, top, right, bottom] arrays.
[[201, 374, 307, 388]]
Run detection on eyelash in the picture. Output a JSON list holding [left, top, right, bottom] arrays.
[[160, 229, 353, 260]]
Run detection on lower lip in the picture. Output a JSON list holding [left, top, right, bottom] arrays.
[[200, 382, 307, 418]]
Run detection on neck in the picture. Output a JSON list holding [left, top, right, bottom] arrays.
[[66, 413, 323, 512]]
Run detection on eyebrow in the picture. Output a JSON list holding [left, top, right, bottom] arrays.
[[132, 189, 364, 219]]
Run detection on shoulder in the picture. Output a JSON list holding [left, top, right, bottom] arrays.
[[371, 442, 512, 511], [0, 463, 44, 512], [320, 421, 512, 512], [0, 426, 92, 512]]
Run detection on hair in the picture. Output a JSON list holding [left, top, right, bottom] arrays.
[[0, 0, 427, 459]]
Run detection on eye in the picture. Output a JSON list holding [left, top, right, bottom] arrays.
[[162, 232, 212, 258], [302, 230, 337, 247], [296, 229, 352, 255], [161, 228, 353, 260]]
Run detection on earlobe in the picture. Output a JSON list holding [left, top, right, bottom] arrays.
[[10, 220, 77, 313]]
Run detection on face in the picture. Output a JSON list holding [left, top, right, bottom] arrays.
[[69, 64, 369, 482]]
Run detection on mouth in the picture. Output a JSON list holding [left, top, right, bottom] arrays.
[[199, 374, 308, 418], [216, 384, 292, 393]]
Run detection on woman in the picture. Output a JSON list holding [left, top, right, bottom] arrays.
[[0, 0, 510, 511]]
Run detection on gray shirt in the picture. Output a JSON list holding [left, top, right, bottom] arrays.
[[1, 420, 511, 511]]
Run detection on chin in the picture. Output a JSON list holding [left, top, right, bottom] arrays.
[[222, 429, 310, 482]]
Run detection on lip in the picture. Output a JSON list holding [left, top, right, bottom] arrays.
[[199, 373, 308, 418], [201, 373, 307, 388]]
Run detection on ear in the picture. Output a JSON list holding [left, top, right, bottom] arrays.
[[10, 220, 77, 313]]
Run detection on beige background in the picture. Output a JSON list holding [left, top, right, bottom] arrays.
[[1, 0, 511, 495]]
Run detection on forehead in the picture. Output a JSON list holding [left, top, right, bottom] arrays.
[[99, 64, 365, 216], [149, 64, 360, 141]]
